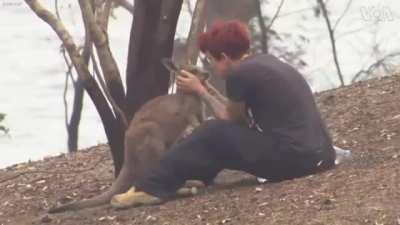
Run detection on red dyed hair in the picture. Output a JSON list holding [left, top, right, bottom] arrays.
[[198, 20, 250, 60]]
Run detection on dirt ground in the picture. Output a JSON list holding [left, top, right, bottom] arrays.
[[1, 73, 400, 225]]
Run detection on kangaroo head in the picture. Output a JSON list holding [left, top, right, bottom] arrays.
[[182, 64, 210, 84], [162, 58, 210, 84]]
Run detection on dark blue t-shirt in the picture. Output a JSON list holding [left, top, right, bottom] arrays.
[[226, 54, 333, 154]]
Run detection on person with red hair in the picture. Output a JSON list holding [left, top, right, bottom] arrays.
[[111, 20, 336, 208]]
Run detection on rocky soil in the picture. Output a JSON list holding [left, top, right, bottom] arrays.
[[1, 73, 400, 225]]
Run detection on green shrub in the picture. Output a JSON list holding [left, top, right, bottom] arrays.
[[0, 113, 9, 134]]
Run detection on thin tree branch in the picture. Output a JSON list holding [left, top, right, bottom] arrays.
[[185, 0, 193, 15], [61, 50, 76, 83], [55, 0, 76, 150], [183, 0, 207, 65], [78, 0, 126, 114], [88, 0, 127, 128], [352, 52, 400, 83], [333, 0, 353, 32], [54, 0, 61, 18], [255, 0, 268, 53], [265, 0, 285, 52], [317, 0, 345, 86], [63, 69, 70, 130], [64, 0, 95, 152], [335, 24, 375, 40], [255, 0, 285, 53], [277, 7, 314, 19], [113, 0, 133, 14], [60, 48, 75, 132], [97, 0, 113, 31], [266, 0, 285, 32], [24, 0, 121, 165], [91, 50, 128, 128]]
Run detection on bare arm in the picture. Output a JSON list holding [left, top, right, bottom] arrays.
[[226, 101, 248, 125], [198, 86, 248, 124], [177, 70, 248, 123], [198, 87, 230, 120], [203, 81, 229, 105]]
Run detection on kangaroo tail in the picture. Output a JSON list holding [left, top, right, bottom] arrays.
[[48, 166, 133, 213]]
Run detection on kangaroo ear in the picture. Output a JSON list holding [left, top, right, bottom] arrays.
[[162, 58, 180, 74], [184, 65, 197, 73], [199, 71, 210, 84], [203, 72, 211, 81]]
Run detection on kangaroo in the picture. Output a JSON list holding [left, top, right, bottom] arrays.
[[48, 62, 210, 213]]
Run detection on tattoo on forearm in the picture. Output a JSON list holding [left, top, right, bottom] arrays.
[[201, 82, 248, 124], [200, 90, 227, 119], [204, 81, 229, 105]]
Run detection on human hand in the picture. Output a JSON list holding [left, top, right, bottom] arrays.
[[176, 70, 207, 95]]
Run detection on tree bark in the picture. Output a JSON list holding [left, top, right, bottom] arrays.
[[79, 0, 126, 113], [255, 0, 268, 54], [79, 0, 128, 175], [182, 0, 207, 65], [26, 0, 184, 177], [66, 2, 94, 153], [125, 0, 183, 120], [67, 78, 84, 152], [114, 0, 134, 14], [25, 0, 125, 176]]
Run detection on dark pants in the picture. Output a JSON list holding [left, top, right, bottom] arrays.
[[134, 120, 335, 199]]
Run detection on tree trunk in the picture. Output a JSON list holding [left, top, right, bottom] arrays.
[[67, 77, 84, 152], [67, 8, 92, 153], [79, 0, 127, 176], [26, 0, 184, 177], [125, 0, 183, 120], [79, 0, 126, 113], [182, 0, 207, 65], [25, 0, 126, 176], [255, 0, 268, 53]]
